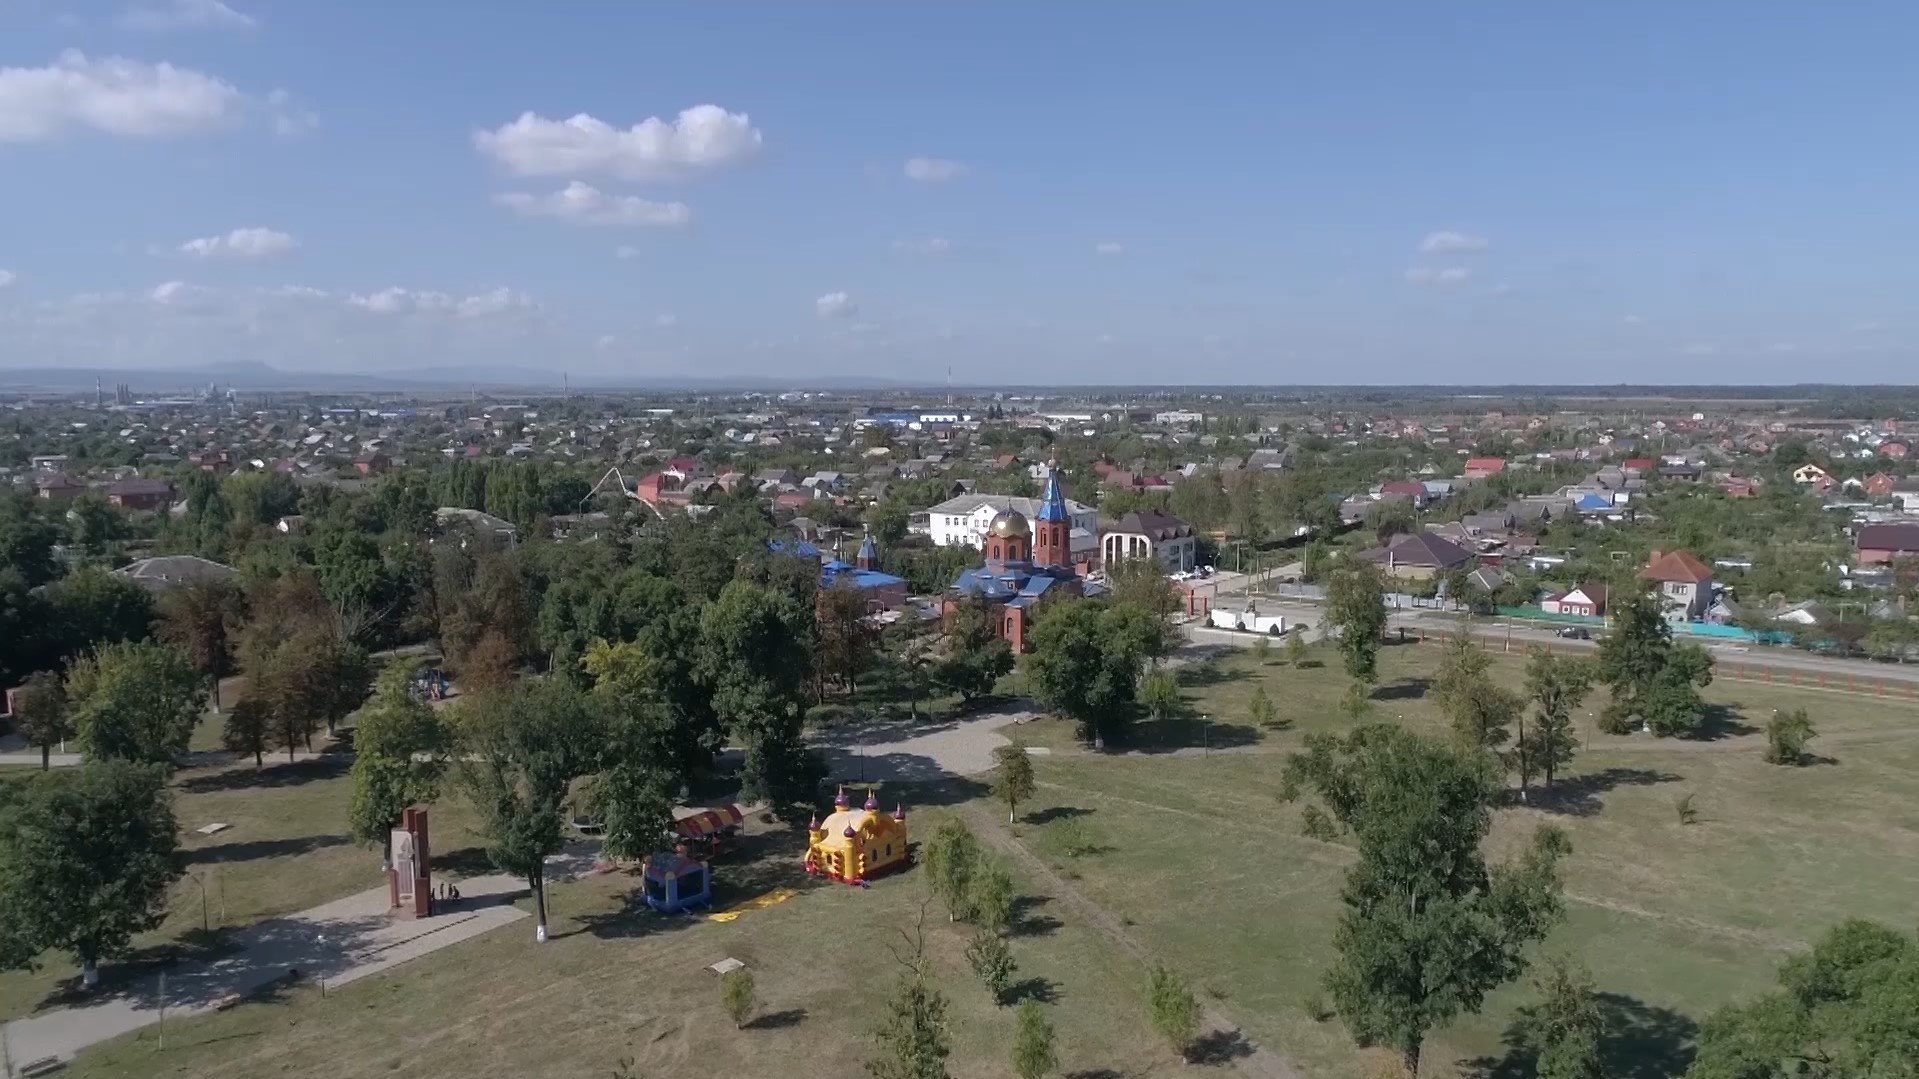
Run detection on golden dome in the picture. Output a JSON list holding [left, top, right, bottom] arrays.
[[987, 508, 1031, 538]]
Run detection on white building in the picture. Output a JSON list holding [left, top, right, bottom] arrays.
[[921, 492, 1096, 549], [1154, 410, 1204, 425], [1100, 510, 1198, 573]]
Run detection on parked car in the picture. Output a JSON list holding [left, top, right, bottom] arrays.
[[1556, 626, 1592, 640]]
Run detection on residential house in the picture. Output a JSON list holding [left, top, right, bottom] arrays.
[[187, 450, 232, 474], [34, 473, 85, 503], [1378, 480, 1429, 508], [1863, 472, 1897, 498], [1542, 582, 1608, 617], [923, 488, 1096, 550], [1855, 522, 1919, 564], [1640, 548, 1714, 622], [113, 555, 236, 594], [1100, 510, 1197, 573], [1879, 440, 1910, 460], [1792, 463, 1832, 485], [106, 478, 174, 512], [1464, 457, 1506, 480], [1357, 531, 1475, 581], [353, 452, 391, 476]]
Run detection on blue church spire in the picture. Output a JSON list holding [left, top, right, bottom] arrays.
[[1036, 466, 1069, 522], [856, 528, 877, 568]]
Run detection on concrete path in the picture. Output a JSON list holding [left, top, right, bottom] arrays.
[[1, 848, 597, 1067]]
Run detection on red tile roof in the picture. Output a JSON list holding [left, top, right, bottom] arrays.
[[1640, 549, 1713, 584]]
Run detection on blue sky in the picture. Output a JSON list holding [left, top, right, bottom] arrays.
[[1, 1, 1916, 384]]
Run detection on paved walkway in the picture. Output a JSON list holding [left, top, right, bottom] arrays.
[[810, 699, 1040, 782], [1, 849, 596, 1066]]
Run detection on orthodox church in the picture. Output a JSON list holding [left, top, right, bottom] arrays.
[[947, 468, 1096, 651]]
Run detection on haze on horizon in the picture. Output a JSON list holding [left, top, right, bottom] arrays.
[[1, 1, 1914, 384]]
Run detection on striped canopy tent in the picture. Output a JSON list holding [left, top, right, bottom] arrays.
[[673, 804, 745, 840]]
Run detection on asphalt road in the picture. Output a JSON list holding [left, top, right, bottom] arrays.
[[1190, 584, 1919, 688]]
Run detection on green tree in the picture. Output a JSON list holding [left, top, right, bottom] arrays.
[[1597, 591, 1714, 736], [968, 859, 1015, 935], [0, 494, 59, 587], [1104, 557, 1182, 664], [1764, 708, 1817, 766], [936, 597, 1015, 703], [1282, 726, 1570, 1077], [1327, 564, 1387, 683], [1523, 650, 1594, 790], [965, 930, 1017, 1004], [1432, 623, 1491, 719], [1252, 634, 1272, 665], [43, 567, 155, 665], [348, 664, 452, 868], [1249, 684, 1277, 729], [699, 580, 821, 817], [1685, 919, 1919, 1079], [156, 577, 243, 711], [0, 761, 180, 988], [720, 967, 756, 1029], [922, 819, 982, 923], [460, 679, 603, 943], [579, 640, 680, 862], [1147, 963, 1200, 1061], [817, 580, 878, 695], [991, 742, 1036, 824], [1011, 1000, 1059, 1079], [1285, 626, 1309, 668], [10, 670, 70, 770], [868, 961, 952, 1079], [1339, 679, 1373, 723], [66, 641, 207, 765], [1139, 669, 1182, 723], [1026, 601, 1149, 747], [1519, 958, 1605, 1079], [220, 693, 271, 768]]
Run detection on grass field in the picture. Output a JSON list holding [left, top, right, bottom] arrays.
[[64, 798, 1190, 1079], [998, 639, 1919, 1078]]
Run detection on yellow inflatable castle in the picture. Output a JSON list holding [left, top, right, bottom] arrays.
[[804, 787, 908, 885]]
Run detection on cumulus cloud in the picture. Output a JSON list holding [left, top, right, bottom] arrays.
[[493, 181, 690, 228], [118, 0, 257, 31], [1405, 266, 1472, 285], [1094, 241, 1124, 256], [474, 105, 762, 180], [0, 270, 16, 289], [903, 156, 965, 182], [1419, 230, 1489, 254], [893, 236, 950, 255], [347, 286, 534, 318], [179, 226, 296, 259], [815, 291, 856, 319], [0, 50, 247, 141]]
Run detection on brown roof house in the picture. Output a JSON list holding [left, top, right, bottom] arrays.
[[1856, 523, 1919, 565], [1357, 531, 1475, 581], [1100, 510, 1197, 574], [106, 478, 174, 512], [1640, 548, 1714, 622]]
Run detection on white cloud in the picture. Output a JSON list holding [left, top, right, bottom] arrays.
[[493, 181, 690, 228], [903, 156, 965, 182], [595, 334, 618, 350], [265, 88, 318, 137], [1621, 314, 1645, 325], [0, 50, 245, 141], [345, 286, 533, 319], [654, 313, 678, 328], [149, 279, 197, 303], [1681, 342, 1719, 357], [474, 105, 762, 180], [1094, 241, 1124, 256], [1405, 266, 1472, 285], [893, 236, 950, 255], [816, 291, 856, 319], [179, 226, 296, 259], [118, 0, 257, 31], [1419, 230, 1489, 254], [0, 270, 16, 290], [615, 245, 641, 260]]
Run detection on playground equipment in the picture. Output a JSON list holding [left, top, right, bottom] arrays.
[[803, 787, 908, 885]]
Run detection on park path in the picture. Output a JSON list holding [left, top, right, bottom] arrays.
[[0, 848, 596, 1068], [956, 800, 1305, 1079]]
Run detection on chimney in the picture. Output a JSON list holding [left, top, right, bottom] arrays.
[[1647, 548, 1662, 564]]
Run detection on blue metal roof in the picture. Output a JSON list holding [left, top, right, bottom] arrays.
[[1035, 469, 1070, 522], [767, 539, 821, 559]]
